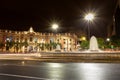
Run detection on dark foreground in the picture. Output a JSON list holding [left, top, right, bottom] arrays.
[[0, 60, 120, 80]]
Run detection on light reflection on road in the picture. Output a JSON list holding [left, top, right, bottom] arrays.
[[46, 63, 120, 80], [76, 63, 105, 80], [0, 61, 120, 80]]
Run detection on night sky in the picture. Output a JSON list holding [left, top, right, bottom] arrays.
[[0, 0, 117, 37]]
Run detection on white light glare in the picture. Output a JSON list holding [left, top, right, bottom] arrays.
[[52, 24, 58, 30], [48, 63, 62, 68], [106, 38, 110, 42], [85, 13, 94, 21]]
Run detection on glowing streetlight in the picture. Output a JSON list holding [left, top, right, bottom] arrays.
[[80, 36, 86, 41], [51, 23, 59, 44], [52, 23, 59, 30], [84, 13, 94, 39], [85, 13, 94, 21], [106, 38, 110, 42]]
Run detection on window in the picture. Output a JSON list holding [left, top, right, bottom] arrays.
[[30, 37, 33, 42], [50, 40, 52, 43]]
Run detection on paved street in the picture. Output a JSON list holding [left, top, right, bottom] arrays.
[[0, 60, 120, 80]]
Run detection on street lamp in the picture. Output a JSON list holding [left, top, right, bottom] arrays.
[[51, 23, 59, 44], [106, 38, 110, 42], [85, 13, 94, 39], [52, 23, 59, 32], [106, 38, 110, 45]]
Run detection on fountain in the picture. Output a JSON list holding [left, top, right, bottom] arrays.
[[89, 36, 100, 51], [55, 44, 61, 52]]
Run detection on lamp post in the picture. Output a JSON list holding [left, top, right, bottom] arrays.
[[106, 38, 110, 45], [51, 23, 59, 44], [85, 13, 94, 40]]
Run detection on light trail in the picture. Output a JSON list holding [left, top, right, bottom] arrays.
[[0, 73, 53, 80]]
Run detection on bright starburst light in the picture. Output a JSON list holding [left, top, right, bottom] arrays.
[[52, 23, 59, 30], [85, 13, 94, 21]]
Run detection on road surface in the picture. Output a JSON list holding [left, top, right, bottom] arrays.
[[0, 60, 120, 80]]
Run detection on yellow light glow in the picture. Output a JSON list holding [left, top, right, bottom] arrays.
[[81, 37, 86, 41]]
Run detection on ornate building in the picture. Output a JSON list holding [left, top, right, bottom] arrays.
[[0, 27, 78, 52]]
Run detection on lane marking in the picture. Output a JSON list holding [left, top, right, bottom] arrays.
[[0, 73, 52, 80]]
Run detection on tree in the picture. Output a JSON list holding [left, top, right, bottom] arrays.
[[45, 43, 50, 51], [6, 40, 14, 51], [51, 42, 57, 49], [22, 41, 28, 52], [111, 35, 120, 48], [80, 40, 89, 49], [37, 43, 45, 51], [0, 42, 5, 51], [14, 41, 20, 52], [22, 41, 28, 47], [97, 38, 105, 49]]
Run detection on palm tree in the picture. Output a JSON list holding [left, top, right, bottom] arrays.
[[44, 43, 50, 51], [37, 43, 41, 52], [49, 42, 57, 51], [0, 41, 5, 52], [22, 41, 28, 52], [40, 43, 45, 50], [18, 42, 25, 52], [14, 41, 20, 53], [52, 42, 57, 49], [6, 40, 14, 52], [49, 43, 53, 51]]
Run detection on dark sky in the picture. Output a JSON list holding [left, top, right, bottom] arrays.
[[0, 0, 117, 37]]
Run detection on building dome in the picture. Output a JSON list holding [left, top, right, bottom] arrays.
[[29, 27, 34, 33]]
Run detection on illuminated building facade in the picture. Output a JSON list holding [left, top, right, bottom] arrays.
[[0, 27, 77, 52]]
